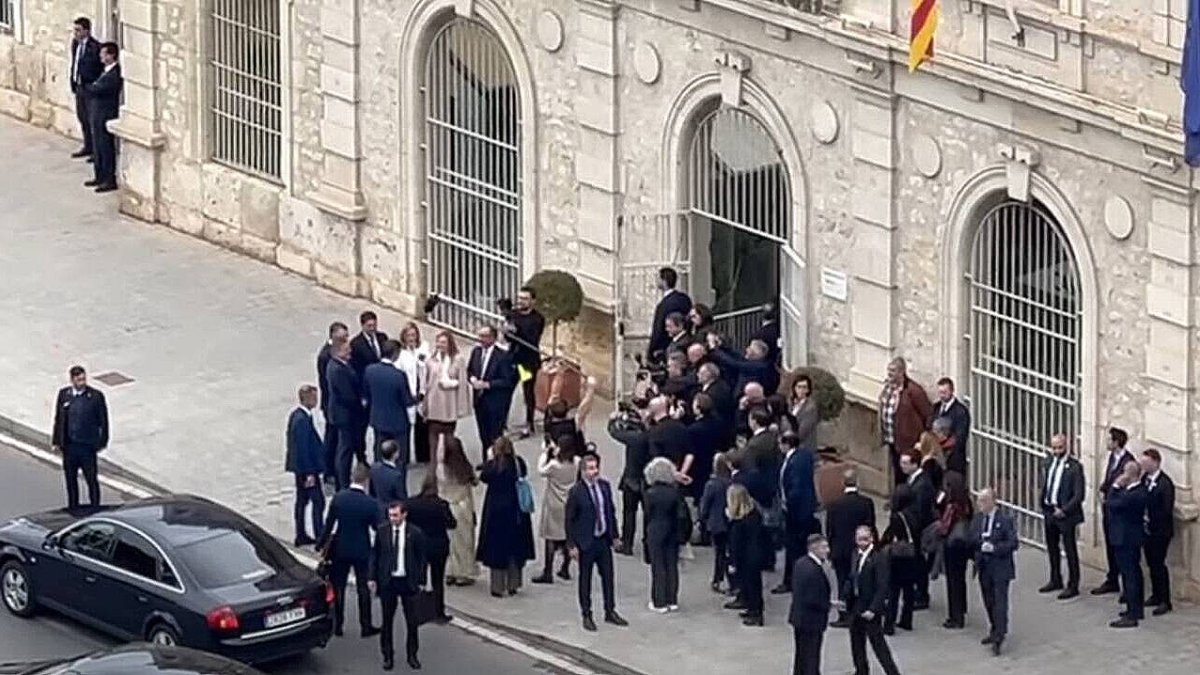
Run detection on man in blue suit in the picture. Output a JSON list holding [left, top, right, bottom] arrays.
[[707, 336, 780, 398], [970, 488, 1019, 656], [1106, 460, 1148, 628], [565, 453, 628, 632], [286, 385, 326, 547], [364, 340, 414, 465], [467, 326, 516, 461], [369, 440, 408, 507], [326, 337, 367, 489], [646, 267, 692, 365], [319, 463, 382, 638], [51, 365, 110, 510], [775, 432, 818, 595]]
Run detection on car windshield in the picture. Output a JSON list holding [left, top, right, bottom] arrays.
[[174, 529, 294, 588]]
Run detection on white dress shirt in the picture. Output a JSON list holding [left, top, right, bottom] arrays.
[[1047, 456, 1067, 507], [392, 522, 407, 577]]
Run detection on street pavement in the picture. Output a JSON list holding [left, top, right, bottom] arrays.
[[3, 117, 1200, 675], [0, 442, 557, 675]]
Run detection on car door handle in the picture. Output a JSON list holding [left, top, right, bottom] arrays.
[[84, 575, 97, 583], [137, 595, 148, 603]]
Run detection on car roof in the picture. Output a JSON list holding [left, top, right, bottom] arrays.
[[103, 495, 260, 548], [60, 644, 262, 674]]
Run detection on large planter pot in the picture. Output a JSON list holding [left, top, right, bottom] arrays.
[[816, 452, 847, 507], [534, 366, 582, 412]]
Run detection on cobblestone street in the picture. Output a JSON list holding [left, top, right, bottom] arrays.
[[2, 118, 1199, 675]]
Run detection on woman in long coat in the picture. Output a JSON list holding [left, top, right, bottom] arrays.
[[423, 330, 472, 461], [643, 457, 685, 613], [437, 435, 479, 585], [477, 437, 536, 597], [532, 435, 580, 584]]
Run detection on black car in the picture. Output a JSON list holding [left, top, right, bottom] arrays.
[[0, 495, 333, 664], [0, 643, 264, 674]]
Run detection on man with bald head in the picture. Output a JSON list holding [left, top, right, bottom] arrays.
[[707, 334, 780, 398], [1038, 433, 1086, 599], [647, 395, 693, 485], [970, 488, 1018, 656], [1106, 460, 1148, 628]]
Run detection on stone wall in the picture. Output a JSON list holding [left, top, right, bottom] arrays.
[[0, 1, 98, 135]]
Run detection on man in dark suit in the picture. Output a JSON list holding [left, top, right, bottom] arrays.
[[317, 321, 350, 482], [68, 17, 103, 160], [647, 267, 692, 365], [51, 365, 110, 510], [899, 448, 936, 607], [404, 482, 456, 624], [826, 470, 875, 627], [350, 311, 389, 381], [606, 411, 650, 556], [1093, 427, 1136, 596], [1140, 448, 1175, 616], [370, 440, 408, 508], [751, 302, 782, 365], [1037, 433, 1085, 599], [467, 325, 516, 461], [844, 526, 901, 675], [367, 501, 428, 671], [507, 286, 545, 438], [775, 432, 818, 595], [661, 312, 694, 361], [286, 385, 325, 546], [789, 534, 833, 675], [319, 463, 381, 639], [364, 340, 414, 465], [564, 453, 629, 631], [1106, 460, 1148, 628], [697, 362, 736, 443], [83, 42, 122, 193], [326, 337, 367, 489], [708, 336, 780, 399], [646, 395, 691, 473], [970, 489, 1018, 656], [929, 377, 971, 475]]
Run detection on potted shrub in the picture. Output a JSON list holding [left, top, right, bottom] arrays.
[[779, 366, 849, 506], [524, 270, 585, 410]]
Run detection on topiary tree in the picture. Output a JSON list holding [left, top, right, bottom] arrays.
[[779, 366, 846, 422], [525, 269, 584, 355]]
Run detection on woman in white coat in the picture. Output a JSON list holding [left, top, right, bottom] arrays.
[[395, 322, 431, 463], [531, 434, 581, 584]]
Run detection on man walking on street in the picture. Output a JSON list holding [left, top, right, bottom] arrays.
[[83, 42, 122, 193], [789, 534, 833, 675], [971, 489, 1018, 656], [370, 440, 408, 508], [364, 340, 413, 465], [320, 463, 382, 639], [68, 18, 102, 161], [775, 432, 817, 595], [368, 501, 428, 671], [286, 385, 325, 547], [565, 453, 629, 632], [317, 321, 350, 483], [52, 365, 109, 510], [844, 526, 901, 675], [1140, 448, 1176, 616], [1038, 433, 1085, 600], [1093, 427, 1136, 597]]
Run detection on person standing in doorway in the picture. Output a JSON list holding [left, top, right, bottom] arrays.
[[507, 286, 545, 439], [565, 453, 629, 631], [878, 358, 932, 487], [970, 489, 1018, 656], [789, 534, 834, 675], [1093, 427, 1136, 597], [84, 42, 122, 193], [285, 385, 325, 547], [1140, 448, 1176, 616], [1038, 433, 1085, 600], [51, 365, 109, 510], [318, 321, 350, 483], [68, 18, 102, 161]]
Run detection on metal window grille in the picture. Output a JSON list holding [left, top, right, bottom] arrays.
[[209, 0, 283, 181], [967, 200, 1081, 547], [422, 18, 522, 333], [0, 0, 15, 32]]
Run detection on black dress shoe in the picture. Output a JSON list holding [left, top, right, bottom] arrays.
[[883, 626, 895, 636], [895, 622, 913, 631], [1152, 603, 1173, 616], [723, 599, 746, 610], [770, 584, 791, 595], [614, 546, 633, 556], [991, 639, 1003, 656], [71, 149, 92, 158], [531, 574, 554, 584], [95, 183, 118, 193], [556, 567, 571, 581], [1037, 582, 1064, 593], [942, 619, 964, 629], [741, 614, 763, 627], [86, 157, 94, 163], [1057, 588, 1079, 600], [1091, 583, 1120, 595], [84, 179, 100, 187], [294, 536, 316, 547], [980, 635, 995, 645], [333, 627, 344, 637], [912, 600, 930, 611], [407, 656, 422, 670], [604, 611, 628, 627], [582, 615, 597, 631], [361, 626, 381, 638], [382, 656, 394, 671], [435, 614, 453, 624], [829, 618, 851, 629], [1109, 617, 1139, 628]]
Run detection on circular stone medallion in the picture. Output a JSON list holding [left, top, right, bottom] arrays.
[[911, 134, 942, 178], [537, 10, 564, 53], [634, 43, 661, 85], [1103, 196, 1134, 241], [810, 101, 839, 144]]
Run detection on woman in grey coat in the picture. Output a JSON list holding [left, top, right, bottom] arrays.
[[643, 457, 686, 613], [532, 434, 580, 583]]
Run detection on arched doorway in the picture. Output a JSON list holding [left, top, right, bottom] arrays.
[[967, 199, 1081, 544], [685, 106, 791, 351], [422, 16, 522, 332]]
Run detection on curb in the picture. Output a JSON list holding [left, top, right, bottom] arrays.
[[0, 416, 642, 675]]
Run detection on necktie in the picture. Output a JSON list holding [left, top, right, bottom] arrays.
[[371, 335, 379, 357], [590, 483, 604, 536], [986, 514, 994, 538], [393, 527, 402, 575]]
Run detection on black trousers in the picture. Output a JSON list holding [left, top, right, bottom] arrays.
[[539, 539, 568, 578], [428, 550, 448, 618], [577, 543, 616, 617], [412, 415, 430, 464], [979, 573, 1010, 640], [330, 558, 372, 631], [322, 413, 340, 478], [74, 92, 92, 153], [849, 613, 900, 675], [884, 576, 915, 630], [781, 514, 812, 585], [63, 444, 101, 510], [620, 488, 641, 548], [792, 628, 824, 675], [711, 532, 729, 585], [886, 443, 904, 486], [90, 114, 117, 184], [1115, 545, 1144, 620], [334, 423, 365, 489], [1144, 535, 1172, 604], [738, 560, 764, 615], [474, 405, 503, 463], [521, 369, 539, 428], [1043, 515, 1081, 590], [648, 540, 679, 608], [944, 546, 969, 623], [379, 584, 419, 660], [914, 552, 931, 604], [1101, 512, 1120, 588], [293, 477, 325, 542]]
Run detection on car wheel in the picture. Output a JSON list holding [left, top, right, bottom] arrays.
[[1, 560, 35, 617], [147, 623, 180, 647]]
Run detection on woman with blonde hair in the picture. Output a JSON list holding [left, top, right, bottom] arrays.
[[438, 435, 479, 586], [423, 330, 472, 461], [643, 456, 686, 613], [727, 482, 766, 626], [396, 322, 431, 463], [916, 431, 945, 492]]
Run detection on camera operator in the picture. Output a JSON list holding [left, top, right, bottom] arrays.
[[607, 405, 650, 556], [502, 287, 545, 439], [706, 333, 779, 399]]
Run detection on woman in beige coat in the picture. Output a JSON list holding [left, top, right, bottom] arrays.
[[438, 434, 480, 585], [423, 330, 472, 462], [531, 435, 581, 584]]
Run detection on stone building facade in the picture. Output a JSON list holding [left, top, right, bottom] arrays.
[[3, 0, 1200, 597]]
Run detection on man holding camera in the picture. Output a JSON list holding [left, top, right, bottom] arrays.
[[505, 286, 545, 439], [608, 406, 651, 556]]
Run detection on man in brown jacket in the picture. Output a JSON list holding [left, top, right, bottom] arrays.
[[878, 357, 932, 486]]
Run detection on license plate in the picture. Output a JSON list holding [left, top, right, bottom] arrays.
[[264, 607, 306, 628]]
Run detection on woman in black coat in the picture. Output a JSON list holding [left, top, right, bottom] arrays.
[[726, 483, 766, 626], [881, 484, 919, 634], [405, 473, 457, 623], [477, 437, 536, 597], [643, 457, 685, 613]]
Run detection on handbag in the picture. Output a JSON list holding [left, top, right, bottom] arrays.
[[889, 513, 916, 559], [516, 476, 536, 514], [411, 589, 439, 626]]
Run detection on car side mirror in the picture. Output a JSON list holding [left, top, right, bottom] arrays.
[[43, 533, 60, 550]]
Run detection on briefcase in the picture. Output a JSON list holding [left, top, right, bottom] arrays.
[[411, 590, 439, 626]]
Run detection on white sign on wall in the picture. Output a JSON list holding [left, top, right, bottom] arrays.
[[820, 267, 848, 302]]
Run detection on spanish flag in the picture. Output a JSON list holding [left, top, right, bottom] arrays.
[[909, 0, 939, 73]]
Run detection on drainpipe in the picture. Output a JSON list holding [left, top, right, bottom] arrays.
[[1005, 0, 1027, 47]]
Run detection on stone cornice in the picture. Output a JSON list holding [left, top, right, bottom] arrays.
[[108, 117, 166, 149]]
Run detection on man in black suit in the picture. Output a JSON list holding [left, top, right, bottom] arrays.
[[899, 449, 935, 608], [844, 526, 901, 675], [84, 42, 122, 193], [1093, 427, 1136, 597], [1037, 433, 1085, 599], [317, 321, 350, 482], [647, 267, 692, 365], [564, 453, 629, 631], [350, 311, 389, 380], [661, 312, 693, 361], [370, 440, 408, 509], [364, 340, 414, 465], [51, 365, 110, 510], [696, 362, 735, 442], [970, 489, 1018, 655], [1107, 460, 1148, 628], [507, 286, 545, 438], [326, 337, 366, 489], [68, 18, 103, 160], [826, 470, 875, 627], [789, 534, 833, 675], [752, 302, 782, 365], [606, 410, 650, 556], [467, 325, 516, 461], [929, 377, 971, 475], [286, 385, 325, 546], [367, 501, 428, 671], [319, 463, 382, 638], [1140, 448, 1175, 616]]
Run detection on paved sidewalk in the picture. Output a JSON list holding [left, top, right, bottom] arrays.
[[3, 118, 1199, 675]]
